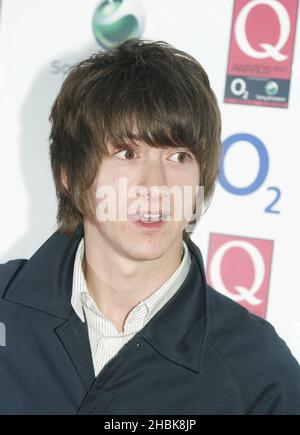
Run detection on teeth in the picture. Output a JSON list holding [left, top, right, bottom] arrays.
[[140, 213, 162, 223], [128, 213, 168, 223]]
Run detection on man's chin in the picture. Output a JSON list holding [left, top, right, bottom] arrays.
[[125, 242, 168, 261]]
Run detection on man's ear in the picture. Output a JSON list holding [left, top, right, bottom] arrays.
[[60, 166, 69, 193]]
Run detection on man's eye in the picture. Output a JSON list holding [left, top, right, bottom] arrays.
[[169, 152, 192, 163], [113, 149, 136, 160]]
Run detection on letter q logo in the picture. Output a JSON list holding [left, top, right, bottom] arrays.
[[210, 240, 264, 306], [207, 234, 273, 318], [235, 0, 291, 61]]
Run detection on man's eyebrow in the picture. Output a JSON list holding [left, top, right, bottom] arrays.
[[129, 133, 142, 140], [111, 141, 139, 149], [111, 137, 193, 152]]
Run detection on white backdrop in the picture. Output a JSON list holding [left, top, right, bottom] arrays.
[[0, 0, 299, 362]]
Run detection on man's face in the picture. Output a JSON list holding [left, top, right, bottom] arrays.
[[86, 140, 200, 260]]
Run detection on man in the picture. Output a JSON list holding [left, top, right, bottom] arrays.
[[1, 38, 300, 415]]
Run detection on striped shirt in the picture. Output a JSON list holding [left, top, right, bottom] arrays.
[[71, 238, 191, 376]]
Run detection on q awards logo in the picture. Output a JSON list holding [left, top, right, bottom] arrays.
[[224, 0, 299, 108], [92, 0, 145, 49], [206, 233, 274, 318]]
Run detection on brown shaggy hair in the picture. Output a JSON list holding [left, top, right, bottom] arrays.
[[49, 37, 221, 241]]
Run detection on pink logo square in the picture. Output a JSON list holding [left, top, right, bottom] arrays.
[[206, 233, 274, 318]]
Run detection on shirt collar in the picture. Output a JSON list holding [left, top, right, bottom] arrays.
[[71, 237, 191, 324]]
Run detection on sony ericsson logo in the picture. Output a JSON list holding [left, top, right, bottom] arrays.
[[92, 0, 145, 49], [265, 80, 279, 95], [235, 0, 291, 61]]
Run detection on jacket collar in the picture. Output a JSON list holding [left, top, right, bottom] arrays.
[[3, 224, 84, 319], [3, 223, 210, 374]]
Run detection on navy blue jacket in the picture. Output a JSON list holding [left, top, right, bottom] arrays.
[[1, 223, 300, 415]]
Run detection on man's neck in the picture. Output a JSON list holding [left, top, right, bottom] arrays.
[[81, 222, 183, 332]]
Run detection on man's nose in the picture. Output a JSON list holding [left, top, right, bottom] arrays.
[[139, 156, 168, 187], [136, 157, 169, 202]]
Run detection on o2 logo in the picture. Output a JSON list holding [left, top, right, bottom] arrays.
[[230, 78, 249, 100], [219, 133, 281, 214]]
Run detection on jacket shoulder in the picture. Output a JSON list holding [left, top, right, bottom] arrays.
[[0, 259, 27, 298], [207, 285, 300, 414]]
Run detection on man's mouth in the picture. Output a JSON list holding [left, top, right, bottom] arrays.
[[128, 212, 169, 223]]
